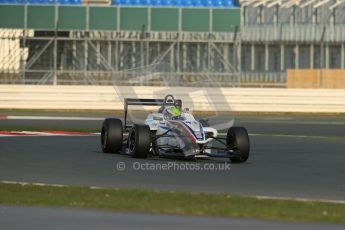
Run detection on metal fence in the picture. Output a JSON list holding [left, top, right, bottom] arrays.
[[0, 28, 293, 87], [2, 27, 345, 87], [0, 29, 247, 86], [241, 24, 345, 43]]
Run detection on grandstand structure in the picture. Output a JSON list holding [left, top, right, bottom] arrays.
[[0, 1, 241, 85], [0, 0, 344, 86], [240, 0, 345, 86]]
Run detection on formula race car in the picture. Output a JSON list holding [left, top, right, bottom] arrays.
[[101, 95, 250, 162]]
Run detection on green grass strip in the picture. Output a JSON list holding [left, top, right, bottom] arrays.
[[0, 182, 344, 224]]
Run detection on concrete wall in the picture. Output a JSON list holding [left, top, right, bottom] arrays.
[[1, 85, 345, 113]]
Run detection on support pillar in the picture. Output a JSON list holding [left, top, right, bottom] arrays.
[[251, 44, 255, 71], [310, 44, 314, 69], [325, 45, 329, 69], [280, 44, 284, 71], [295, 45, 299, 69], [265, 44, 269, 71], [341, 43, 344, 69]]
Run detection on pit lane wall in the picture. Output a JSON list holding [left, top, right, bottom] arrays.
[[1, 85, 345, 113]]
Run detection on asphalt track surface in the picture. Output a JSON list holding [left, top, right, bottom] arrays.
[[1, 116, 345, 229], [1, 205, 344, 230], [0, 116, 344, 201]]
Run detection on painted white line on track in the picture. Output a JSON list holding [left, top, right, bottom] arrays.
[[3, 115, 345, 126], [0, 131, 98, 137], [249, 133, 342, 139], [0, 180, 67, 188], [255, 195, 345, 205], [244, 119, 345, 125], [1, 180, 344, 204], [6, 116, 104, 121], [0, 131, 337, 139], [217, 133, 339, 139]]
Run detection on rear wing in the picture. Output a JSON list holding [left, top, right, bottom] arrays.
[[124, 98, 164, 129]]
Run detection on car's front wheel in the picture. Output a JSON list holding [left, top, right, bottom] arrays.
[[227, 127, 250, 163], [127, 124, 151, 158]]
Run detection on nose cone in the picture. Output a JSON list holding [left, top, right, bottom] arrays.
[[184, 120, 204, 141], [183, 120, 200, 131], [191, 121, 201, 131]]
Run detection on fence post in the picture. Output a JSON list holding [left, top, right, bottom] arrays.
[[53, 5, 58, 85], [23, 4, 28, 84], [320, 26, 326, 88]]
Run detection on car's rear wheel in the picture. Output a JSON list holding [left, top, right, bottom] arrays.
[[227, 127, 250, 163], [101, 118, 123, 153], [128, 124, 151, 158]]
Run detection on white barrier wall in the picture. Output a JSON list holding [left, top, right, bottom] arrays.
[[0, 30, 30, 72], [1, 85, 345, 113]]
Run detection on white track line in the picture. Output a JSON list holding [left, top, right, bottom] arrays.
[[1, 180, 344, 204], [0, 131, 334, 139], [217, 133, 339, 139], [3, 116, 345, 125], [218, 133, 330, 138], [254, 195, 345, 205], [0, 131, 97, 137], [6, 116, 104, 121], [248, 133, 341, 139]]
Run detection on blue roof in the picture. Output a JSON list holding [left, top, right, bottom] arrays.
[[0, 0, 237, 7]]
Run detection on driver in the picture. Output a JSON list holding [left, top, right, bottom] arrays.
[[163, 105, 182, 120]]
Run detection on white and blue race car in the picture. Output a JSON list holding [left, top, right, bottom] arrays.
[[101, 95, 250, 162]]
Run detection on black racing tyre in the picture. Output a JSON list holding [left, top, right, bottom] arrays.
[[127, 124, 151, 158], [227, 127, 250, 163], [101, 118, 123, 153]]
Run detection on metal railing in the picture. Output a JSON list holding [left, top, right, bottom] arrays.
[[0, 28, 322, 87], [0, 29, 247, 86], [241, 24, 345, 43]]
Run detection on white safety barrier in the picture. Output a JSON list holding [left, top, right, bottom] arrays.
[[1, 85, 345, 113]]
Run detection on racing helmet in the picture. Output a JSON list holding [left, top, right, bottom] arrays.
[[174, 99, 182, 110], [163, 106, 181, 120]]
